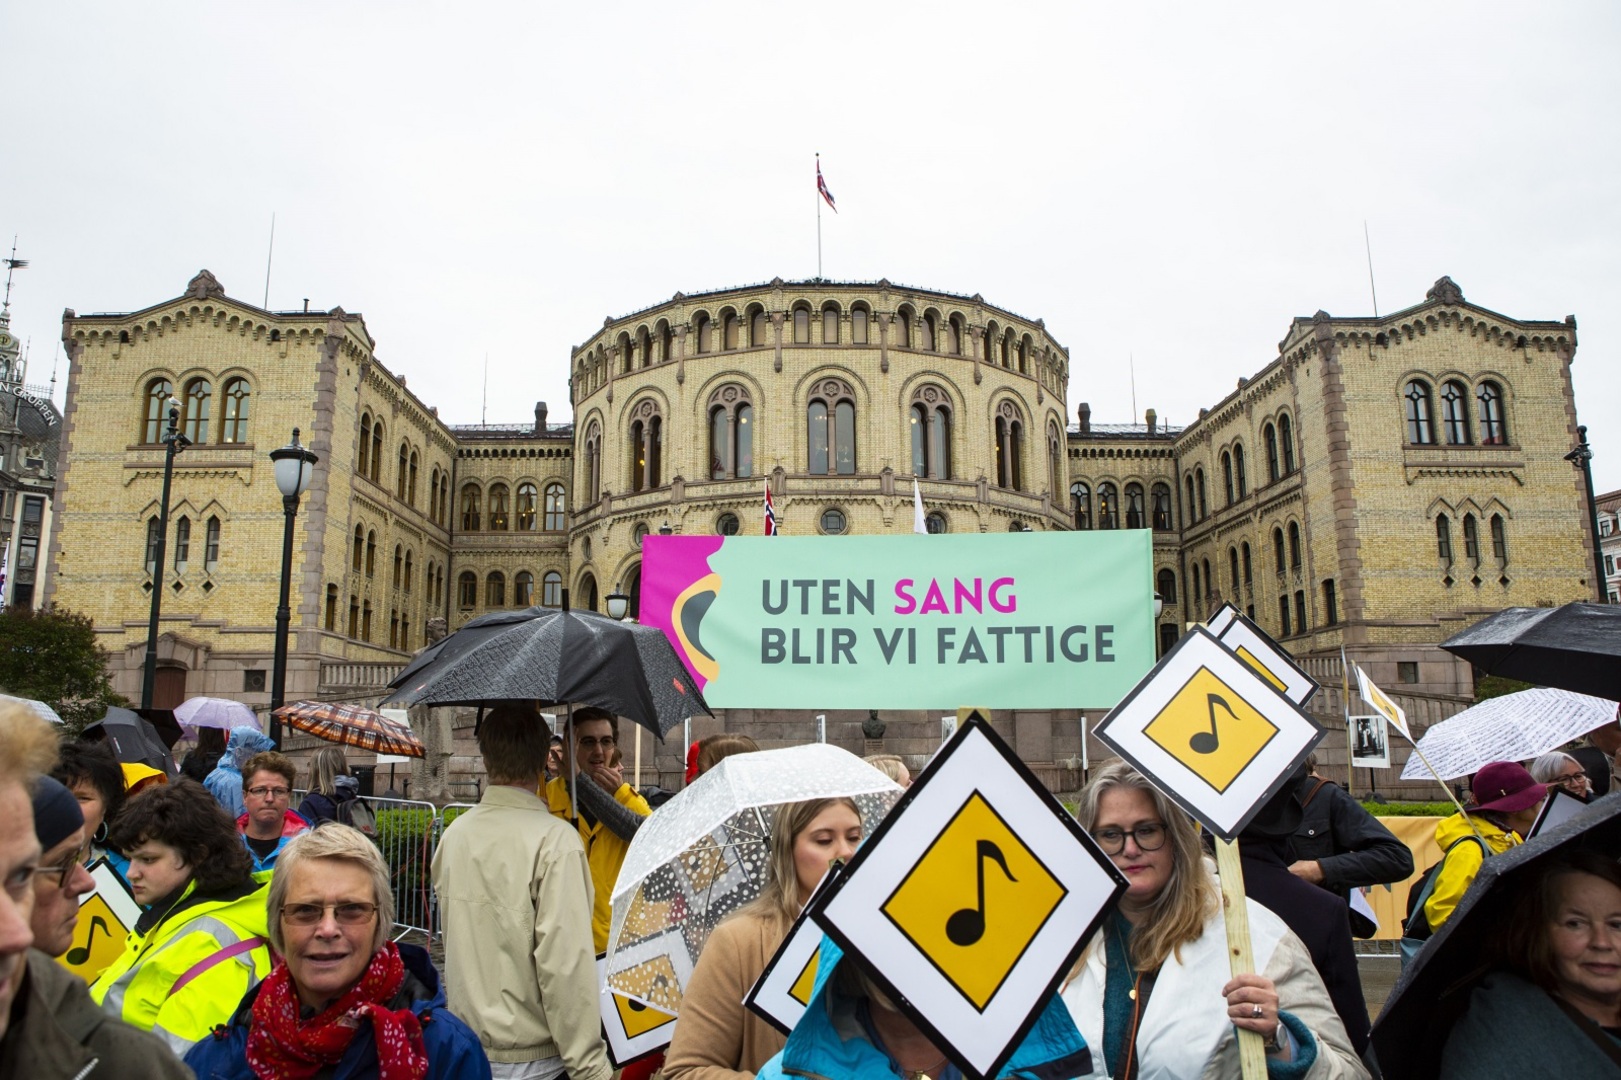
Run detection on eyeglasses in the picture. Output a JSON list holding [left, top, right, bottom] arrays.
[[246, 786, 292, 800], [34, 841, 93, 894], [1092, 823, 1168, 855], [280, 902, 379, 926], [1553, 772, 1590, 787], [576, 736, 617, 751]]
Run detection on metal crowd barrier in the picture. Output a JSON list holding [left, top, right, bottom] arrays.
[[289, 790, 447, 941]]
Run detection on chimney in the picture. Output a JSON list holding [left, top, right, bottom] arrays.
[[1077, 402, 1091, 435], [534, 401, 548, 435], [303, 298, 309, 313], [1145, 408, 1157, 434]]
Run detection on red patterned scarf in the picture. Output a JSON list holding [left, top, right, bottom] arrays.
[[246, 941, 429, 1080]]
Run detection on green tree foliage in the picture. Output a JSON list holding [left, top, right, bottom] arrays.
[[0, 606, 124, 734]]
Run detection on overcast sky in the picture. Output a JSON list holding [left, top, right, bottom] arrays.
[[5, 3, 1618, 492]]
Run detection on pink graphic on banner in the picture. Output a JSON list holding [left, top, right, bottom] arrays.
[[642, 535, 726, 692]]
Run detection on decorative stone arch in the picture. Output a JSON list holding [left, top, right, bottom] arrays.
[[626, 397, 666, 491], [992, 396, 1028, 491], [907, 382, 956, 480], [706, 383, 758, 480]]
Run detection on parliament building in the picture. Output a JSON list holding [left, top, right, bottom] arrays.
[[43, 271, 1596, 793]]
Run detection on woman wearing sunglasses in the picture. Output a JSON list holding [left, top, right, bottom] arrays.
[[1062, 761, 1366, 1079], [186, 824, 490, 1080]]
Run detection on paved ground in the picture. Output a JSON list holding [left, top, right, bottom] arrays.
[[1358, 953, 1402, 1019]]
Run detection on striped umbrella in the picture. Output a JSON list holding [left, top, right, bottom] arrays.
[[272, 701, 425, 758]]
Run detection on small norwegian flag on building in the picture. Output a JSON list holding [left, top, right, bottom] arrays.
[[764, 481, 779, 536], [816, 160, 837, 213]]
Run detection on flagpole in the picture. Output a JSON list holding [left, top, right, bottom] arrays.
[[815, 152, 823, 280]]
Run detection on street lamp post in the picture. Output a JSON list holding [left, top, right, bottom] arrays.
[[1565, 425, 1607, 603], [268, 428, 319, 746], [140, 399, 191, 710]]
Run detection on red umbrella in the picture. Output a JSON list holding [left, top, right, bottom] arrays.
[[272, 701, 425, 758]]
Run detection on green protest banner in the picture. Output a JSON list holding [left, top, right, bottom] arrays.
[[641, 532, 1153, 709]]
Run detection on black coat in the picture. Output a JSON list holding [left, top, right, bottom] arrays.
[[1289, 776, 1414, 892], [1240, 840, 1372, 1055]]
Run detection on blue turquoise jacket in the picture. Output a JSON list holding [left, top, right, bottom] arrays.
[[756, 938, 1093, 1080], [203, 727, 275, 819], [183, 944, 492, 1080]]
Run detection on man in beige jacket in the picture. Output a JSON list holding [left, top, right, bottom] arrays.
[[432, 703, 612, 1080]]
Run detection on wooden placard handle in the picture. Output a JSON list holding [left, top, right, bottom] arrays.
[[1213, 837, 1267, 1079]]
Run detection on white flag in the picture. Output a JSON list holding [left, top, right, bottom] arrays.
[[912, 479, 927, 534]]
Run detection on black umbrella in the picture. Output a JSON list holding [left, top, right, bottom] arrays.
[[1370, 796, 1621, 1080], [382, 605, 712, 740], [1441, 602, 1621, 701], [81, 706, 180, 775], [133, 707, 185, 749]]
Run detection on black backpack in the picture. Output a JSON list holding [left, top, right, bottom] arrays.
[[1403, 833, 1489, 940], [336, 796, 378, 837]]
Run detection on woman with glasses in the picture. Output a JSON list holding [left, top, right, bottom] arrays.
[[1530, 751, 1594, 804], [237, 751, 310, 872], [90, 780, 274, 1055], [1061, 760, 1366, 1079], [186, 825, 491, 1080]]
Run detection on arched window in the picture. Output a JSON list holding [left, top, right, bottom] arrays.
[[205, 516, 220, 573], [392, 544, 403, 588], [404, 550, 413, 592], [458, 571, 477, 609], [1241, 542, 1253, 588], [945, 315, 963, 355], [851, 306, 869, 344], [1462, 514, 1480, 562], [348, 595, 359, 637], [1203, 558, 1212, 600], [1125, 483, 1146, 529], [910, 387, 953, 480], [751, 309, 769, 347], [408, 452, 419, 506], [1404, 380, 1435, 444], [1097, 483, 1119, 529], [1192, 562, 1202, 604], [460, 484, 481, 531], [143, 379, 173, 443], [807, 379, 856, 476], [1048, 423, 1064, 502], [488, 483, 510, 530], [1194, 468, 1207, 520], [1279, 414, 1296, 474], [515, 571, 534, 606], [694, 314, 713, 353], [722, 312, 740, 350], [921, 312, 939, 352], [1273, 527, 1286, 574], [1229, 547, 1240, 594], [1436, 514, 1453, 562], [709, 386, 755, 480], [220, 377, 250, 443], [365, 530, 377, 576], [1222, 451, 1235, 505], [325, 584, 338, 631], [1184, 475, 1196, 520], [182, 377, 212, 443], [583, 422, 601, 505], [1490, 513, 1508, 562], [1156, 568, 1177, 604], [544, 483, 566, 531], [893, 308, 913, 349], [1477, 381, 1507, 444], [1233, 443, 1247, 499], [542, 570, 563, 607], [580, 574, 598, 612], [439, 473, 449, 525], [628, 400, 664, 490], [486, 571, 506, 607], [397, 443, 409, 500], [516, 482, 538, 530], [793, 306, 811, 344], [1264, 422, 1280, 482], [994, 402, 1024, 490], [1279, 595, 1291, 636], [1441, 381, 1471, 444], [143, 517, 159, 574], [822, 305, 840, 344], [173, 516, 190, 574], [353, 525, 365, 572], [638, 328, 652, 368], [370, 420, 384, 483], [1019, 335, 1031, 375], [1288, 521, 1302, 569], [1151, 483, 1173, 530], [1071, 482, 1092, 530]]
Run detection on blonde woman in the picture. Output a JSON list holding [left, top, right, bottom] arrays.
[[1062, 761, 1366, 1079], [663, 797, 863, 1080], [297, 746, 359, 827]]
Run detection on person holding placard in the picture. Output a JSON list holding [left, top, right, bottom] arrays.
[[1061, 761, 1366, 1079], [664, 797, 863, 1080]]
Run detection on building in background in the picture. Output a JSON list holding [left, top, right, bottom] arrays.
[[1599, 488, 1621, 605], [44, 271, 1595, 793], [0, 260, 62, 610]]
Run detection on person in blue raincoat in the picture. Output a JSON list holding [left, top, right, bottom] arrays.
[[755, 936, 1093, 1080], [204, 726, 275, 819]]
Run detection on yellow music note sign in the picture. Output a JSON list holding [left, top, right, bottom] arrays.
[[1144, 666, 1281, 794]]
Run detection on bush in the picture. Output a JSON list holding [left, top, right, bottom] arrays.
[[1363, 801, 1456, 817]]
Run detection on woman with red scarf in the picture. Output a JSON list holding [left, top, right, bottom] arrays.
[[185, 825, 490, 1080]]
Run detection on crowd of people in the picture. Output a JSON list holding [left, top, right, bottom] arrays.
[[2, 694, 1619, 1077]]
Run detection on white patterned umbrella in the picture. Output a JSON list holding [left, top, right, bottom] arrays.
[[175, 696, 260, 731], [604, 743, 901, 1013], [0, 694, 63, 725], [1400, 687, 1619, 781]]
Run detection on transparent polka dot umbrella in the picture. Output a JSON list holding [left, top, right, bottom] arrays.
[[604, 743, 902, 1013]]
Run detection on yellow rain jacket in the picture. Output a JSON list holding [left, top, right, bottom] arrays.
[[546, 775, 651, 951], [89, 873, 273, 1055], [1423, 811, 1517, 934]]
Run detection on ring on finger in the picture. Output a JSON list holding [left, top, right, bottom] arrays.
[[1252, 1004, 1263, 1018]]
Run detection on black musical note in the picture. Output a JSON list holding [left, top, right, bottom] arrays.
[[1190, 693, 1238, 754], [945, 840, 1017, 947], [66, 915, 110, 965]]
